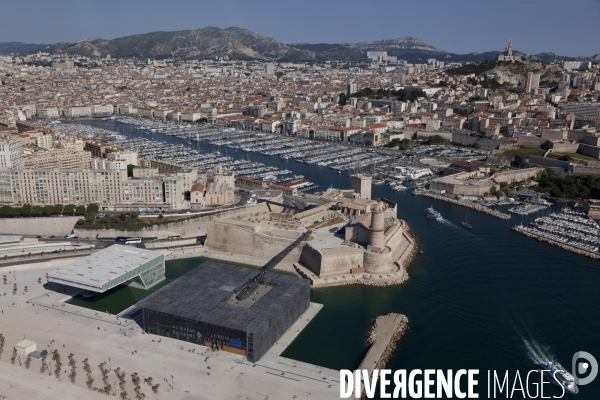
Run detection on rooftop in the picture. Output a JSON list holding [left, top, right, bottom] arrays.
[[137, 261, 309, 333], [48, 244, 164, 292]]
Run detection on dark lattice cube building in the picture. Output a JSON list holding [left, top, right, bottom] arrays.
[[137, 261, 310, 362]]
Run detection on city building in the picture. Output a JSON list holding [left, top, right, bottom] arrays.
[[24, 148, 91, 170], [137, 261, 310, 362], [583, 199, 600, 218], [347, 82, 357, 96], [190, 164, 234, 208], [0, 168, 186, 210], [559, 103, 600, 117], [0, 137, 24, 170]]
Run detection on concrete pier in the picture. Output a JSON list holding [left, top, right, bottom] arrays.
[[414, 190, 512, 220], [512, 226, 600, 260], [358, 313, 409, 377]]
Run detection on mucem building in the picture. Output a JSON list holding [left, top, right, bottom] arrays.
[[48, 245, 165, 293], [137, 261, 310, 362]]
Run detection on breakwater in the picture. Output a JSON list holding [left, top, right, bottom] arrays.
[[414, 190, 512, 220], [512, 225, 600, 260], [359, 313, 409, 387]]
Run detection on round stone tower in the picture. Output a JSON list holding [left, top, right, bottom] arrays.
[[368, 202, 385, 252]]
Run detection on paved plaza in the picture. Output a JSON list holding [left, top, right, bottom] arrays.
[[0, 257, 339, 400]]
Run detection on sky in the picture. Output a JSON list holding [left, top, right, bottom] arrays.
[[2, 0, 600, 56]]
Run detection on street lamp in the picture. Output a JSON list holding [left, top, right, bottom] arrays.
[[171, 375, 174, 390], [108, 357, 111, 371]]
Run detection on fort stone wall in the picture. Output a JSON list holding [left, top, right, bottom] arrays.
[[0, 216, 81, 236], [205, 222, 303, 262]]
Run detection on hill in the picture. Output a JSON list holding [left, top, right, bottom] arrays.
[[30, 27, 599, 63], [41, 27, 304, 60], [0, 42, 45, 54]]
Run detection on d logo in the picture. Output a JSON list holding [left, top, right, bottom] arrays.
[[572, 351, 598, 385]]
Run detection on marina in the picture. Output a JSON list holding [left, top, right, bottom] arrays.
[[49, 119, 600, 398], [44, 117, 493, 193], [512, 207, 600, 255]]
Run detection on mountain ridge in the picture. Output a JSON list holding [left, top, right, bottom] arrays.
[[1, 27, 597, 63]]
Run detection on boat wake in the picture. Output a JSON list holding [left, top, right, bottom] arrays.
[[438, 218, 480, 239], [513, 320, 556, 364], [522, 337, 555, 365]]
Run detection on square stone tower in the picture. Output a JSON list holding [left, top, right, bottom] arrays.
[[350, 174, 372, 200]]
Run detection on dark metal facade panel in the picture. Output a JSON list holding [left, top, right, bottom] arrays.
[[137, 261, 310, 362]]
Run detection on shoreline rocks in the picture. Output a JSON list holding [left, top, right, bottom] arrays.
[[371, 314, 409, 371]]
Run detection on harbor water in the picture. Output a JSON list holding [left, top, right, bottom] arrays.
[[75, 120, 600, 398]]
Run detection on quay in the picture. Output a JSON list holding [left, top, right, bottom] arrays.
[[414, 190, 512, 220], [512, 225, 600, 260], [358, 313, 409, 379]]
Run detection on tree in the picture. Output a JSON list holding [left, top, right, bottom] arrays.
[[31, 205, 43, 217], [54, 204, 64, 215], [42, 205, 55, 216], [75, 205, 86, 215], [86, 203, 99, 213], [19, 204, 32, 217], [157, 214, 163, 220], [427, 135, 446, 145], [85, 212, 96, 223], [0, 333, 5, 359], [130, 211, 139, 219], [398, 139, 412, 150], [127, 164, 136, 177], [63, 204, 76, 215], [453, 108, 468, 117], [559, 155, 573, 161], [0, 206, 15, 217], [490, 186, 498, 195]]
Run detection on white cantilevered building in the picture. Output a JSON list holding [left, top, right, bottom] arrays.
[[48, 245, 165, 293]]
